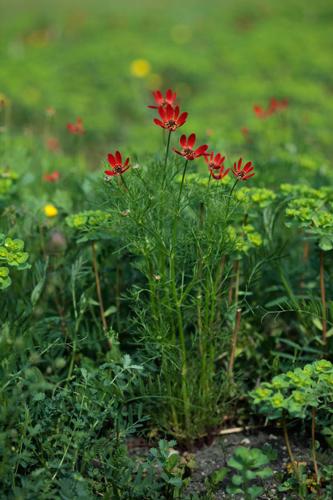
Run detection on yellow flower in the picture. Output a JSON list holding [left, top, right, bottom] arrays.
[[44, 204, 58, 218], [130, 59, 151, 78]]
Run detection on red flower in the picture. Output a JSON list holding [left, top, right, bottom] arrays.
[[148, 89, 177, 109], [210, 165, 230, 180], [67, 117, 85, 135], [43, 171, 60, 182], [204, 151, 226, 170], [174, 133, 208, 160], [253, 98, 288, 119], [253, 105, 267, 119], [232, 158, 255, 181], [45, 136, 60, 152], [269, 97, 288, 113], [204, 152, 230, 180], [153, 104, 188, 131], [105, 151, 130, 177]]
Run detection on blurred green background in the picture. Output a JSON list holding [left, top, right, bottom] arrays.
[[1, 0, 333, 163]]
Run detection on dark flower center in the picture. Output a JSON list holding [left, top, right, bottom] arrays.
[[166, 119, 176, 130]]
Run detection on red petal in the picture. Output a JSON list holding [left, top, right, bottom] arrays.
[[180, 134, 187, 147], [115, 151, 122, 164], [153, 90, 163, 104], [166, 89, 172, 101], [188, 133, 196, 148], [194, 144, 208, 156], [154, 118, 165, 128], [124, 158, 130, 167], [104, 170, 116, 176], [173, 149, 184, 157], [204, 152, 212, 165], [177, 112, 188, 126], [210, 169, 220, 180], [166, 104, 174, 120], [158, 106, 166, 120], [107, 153, 116, 166]]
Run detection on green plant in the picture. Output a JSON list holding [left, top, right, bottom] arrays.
[[206, 447, 273, 499], [0, 233, 30, 289], [251, 359, 333, 492]]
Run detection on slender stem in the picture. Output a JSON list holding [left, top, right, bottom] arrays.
[[311, 408, 319, 484], [228, 308, 241, 380], [319, 250, 327, 346], [170, 251, 190, 431], [115, 263, 121, 333], [177, 159, 189, 207], [282, 418, 297, 475], [225, 178, 239, 220], [162, 129, 172, 187], [91, 241, 108, 332], [120, 174, 130, 193]]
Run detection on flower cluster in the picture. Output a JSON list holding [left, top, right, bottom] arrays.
[[253, 97, 288, 119], [103, 88, 255, 185]]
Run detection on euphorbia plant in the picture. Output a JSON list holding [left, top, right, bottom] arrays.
[[251, 359, 333, 489], [101, 89, 257, 442], [0, 234, 30, 290], [285, 185, 333, 347]]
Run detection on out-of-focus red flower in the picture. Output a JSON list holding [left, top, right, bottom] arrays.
[[232, 158, 255, 181], [269, 97, 288, 113], [148, 89, 177, 109], [67, 117, 85, 135], [253, 105, 267, 119], [173, 133, 208, 160], [43, 171, 60, 182], [253, 98, 288, 119], [105, 151, 130, 177], [204, 151, 226, 170], [45, 136, 60, 152], [241, 127, 249, 137], [153, 104, 188, 131]]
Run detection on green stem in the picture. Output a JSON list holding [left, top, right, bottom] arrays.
[[311, 408, 319, 484], [319, 250, 327, 346], [225, 178, 239, 220], [282, 418, 299, 481], [162, 129, 172, 187], [177, 159, 189, 207], [170, 251, 190, 431], [120, 174, 130, 193], [91, 241, 108, 332]]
